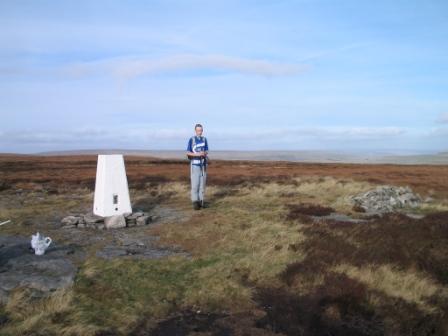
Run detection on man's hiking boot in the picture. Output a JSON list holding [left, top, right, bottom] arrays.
[[193, 201, 201, 210]]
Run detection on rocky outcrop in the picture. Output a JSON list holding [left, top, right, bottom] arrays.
[[60, 211, 155, 230], [351, 185, 422, 214], [0, 235, 80, 304]]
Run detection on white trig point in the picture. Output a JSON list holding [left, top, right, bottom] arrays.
[[93, 154, 132, 217]]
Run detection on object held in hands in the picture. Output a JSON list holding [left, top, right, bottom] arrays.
[[187, 152, 208, 161]]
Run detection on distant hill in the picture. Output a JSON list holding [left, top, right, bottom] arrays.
[[13, 149, 447, 165]]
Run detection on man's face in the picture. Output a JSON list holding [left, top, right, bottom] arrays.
[[195, 127, 203, 136]]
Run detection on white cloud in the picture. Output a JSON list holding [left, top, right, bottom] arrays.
[[426, 127, 448, 137], [64, 54, 309, 79], [298, 42, 374, 62], [436, 113, 448, 124], [0, 126, 408, 150], [210, 126, 406, 142]]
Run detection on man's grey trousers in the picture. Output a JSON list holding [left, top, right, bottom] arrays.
[[190, 164, 207, 202]]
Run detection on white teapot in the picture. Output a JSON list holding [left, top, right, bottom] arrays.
[[31, 232, 52, 255]]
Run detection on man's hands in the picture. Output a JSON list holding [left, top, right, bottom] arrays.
[[187, 151, 207, 158], [186, 151, 210, 164]]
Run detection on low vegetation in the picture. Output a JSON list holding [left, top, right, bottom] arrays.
[[0, 156, 447, 335]]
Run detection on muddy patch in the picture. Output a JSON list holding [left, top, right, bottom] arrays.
[[254, 274, 385, 336], [210, 187, 241, 200], [286, 203, 335, 218], [150, 205, 191, 224], [130, 309, 279, 336], [254, 274, 447, 336]]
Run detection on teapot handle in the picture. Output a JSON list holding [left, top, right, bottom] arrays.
[[45, 237, 52, 247]]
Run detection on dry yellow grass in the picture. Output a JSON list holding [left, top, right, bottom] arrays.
[[1, 287, 91, 336], [332, 263, 448, 313], [1, 175, 447, 335]]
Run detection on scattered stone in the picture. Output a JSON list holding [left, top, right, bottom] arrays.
[[404, 213, 425, 220], [351, 185, 422, 214], [83, 213, 104, 224], [60, 210, 153, 229], [136, 215, 151, 226], [61, 215, 79, 226], [61, 224, 77, 229]]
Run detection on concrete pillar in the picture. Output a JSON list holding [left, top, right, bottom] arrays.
[[93, 154, 132, 217]]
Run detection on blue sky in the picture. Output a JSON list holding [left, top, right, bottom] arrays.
[[1, 0, 447, 154]]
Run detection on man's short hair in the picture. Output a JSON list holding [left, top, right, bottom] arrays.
[[195, 123, 203, 129]]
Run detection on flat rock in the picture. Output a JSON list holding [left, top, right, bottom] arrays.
[[96, 245, 188, 260], [125, 212, 145, 221], [312, 212, 368, 223], [0, 235, 80, 304], [96, 231, 190, 260], [61, 215, 79, 226]]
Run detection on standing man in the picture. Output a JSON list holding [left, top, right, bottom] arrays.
[[186, 123, 209, 210]]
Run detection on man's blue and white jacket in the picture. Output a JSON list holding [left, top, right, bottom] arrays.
[[187, 135, 209, 166]]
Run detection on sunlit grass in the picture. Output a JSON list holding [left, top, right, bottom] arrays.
[[1, 176, 447, 335], [332, 263, 448, 314]]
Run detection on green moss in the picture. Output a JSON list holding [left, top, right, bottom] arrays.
[[72, 255, 225, 329]]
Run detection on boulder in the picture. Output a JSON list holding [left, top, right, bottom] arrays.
[[104, 215, 127, 229]]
